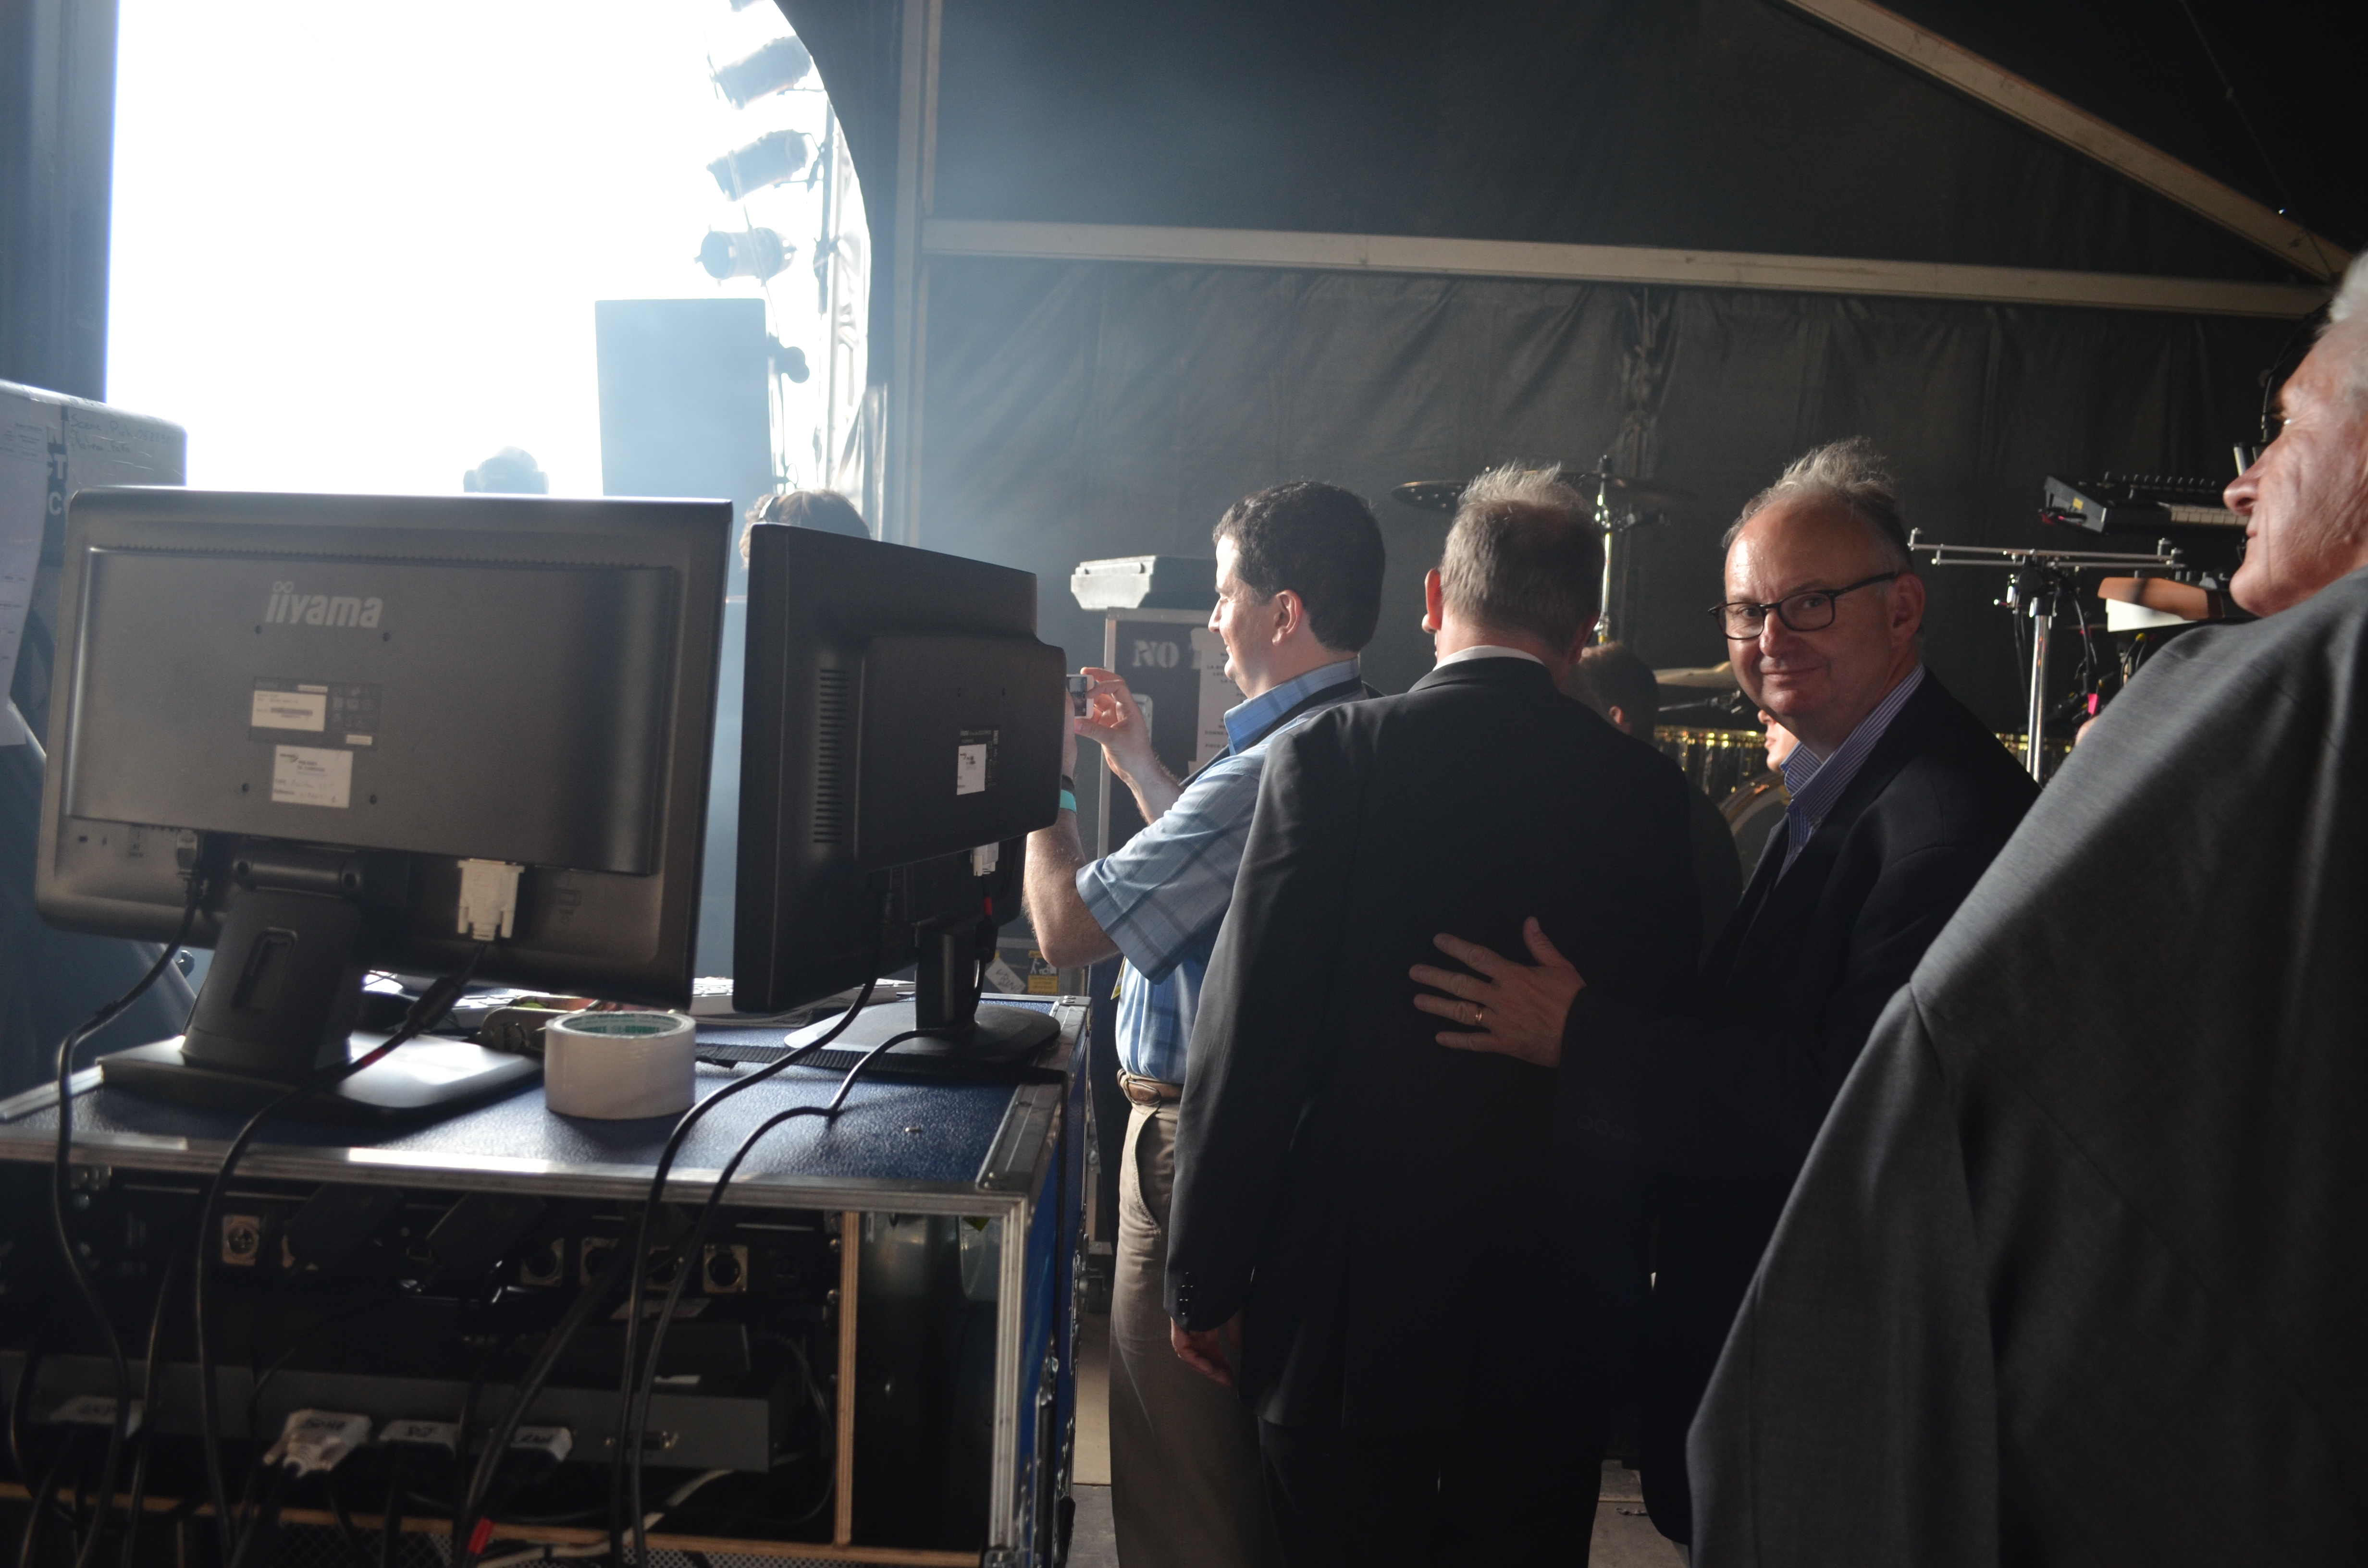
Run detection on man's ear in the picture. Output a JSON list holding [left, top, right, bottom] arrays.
[[1891, 571, 1927, 642], [1270, 588, 1306, 644], [1421, 569, 1444, 634]]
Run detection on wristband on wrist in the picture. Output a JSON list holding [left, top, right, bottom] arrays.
[[1058, 789, 1078, 815]]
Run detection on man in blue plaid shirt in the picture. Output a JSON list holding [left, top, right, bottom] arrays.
[[1027, 482, 1385, 1568]]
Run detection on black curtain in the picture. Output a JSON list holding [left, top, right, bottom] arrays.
[[930, 0, 2314, 280], [917, 257, 2284, 726]]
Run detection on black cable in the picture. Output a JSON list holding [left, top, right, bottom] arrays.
[[449, 1236, 638, 1564], [224, 1462, 293, 1568], [18, 1429, 93, 1568], [2166, 0, 2335, 283], [604, 932, 889, 1566], [455, 1446, 568, 1568], [623, 1027, 923, 1565], [47, 878, 203, 1568], [377, 1446, 412, 1568], [10, 1339, 47, 1487], [193, 946, 486, 1563], [325, 1470, 377, 1568], [115, 1241, 187, 1568]]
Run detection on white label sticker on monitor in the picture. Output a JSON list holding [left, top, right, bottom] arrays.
[[251, 686, 328, 732], [956, 743, 988, 795], [272, 745, 352, 808]]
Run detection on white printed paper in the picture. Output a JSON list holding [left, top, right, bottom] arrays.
[[251, 687, 328, 731], [272, 745, 353, 807], [955, 742, 987, 795]]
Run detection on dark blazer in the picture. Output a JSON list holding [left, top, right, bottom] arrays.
[[1560, 669, 2037, 1537], [1165, 656, 1700, 1433]]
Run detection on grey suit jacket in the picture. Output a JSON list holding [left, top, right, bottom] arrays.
[[1690, 568, 2368, 1564]]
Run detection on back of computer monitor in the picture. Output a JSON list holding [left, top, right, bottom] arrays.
[[36, 488, 730, 1120], [734, 527, 1062, 1019]]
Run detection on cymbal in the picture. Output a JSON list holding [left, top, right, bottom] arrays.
[[1585, 471, 1694, 512], [1390, 469, 1695, 515], [1391, 481, 1467, 513], [1654, 661, 1739, 690]]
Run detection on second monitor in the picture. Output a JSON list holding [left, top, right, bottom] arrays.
[[734, 526, 1065, 1058]]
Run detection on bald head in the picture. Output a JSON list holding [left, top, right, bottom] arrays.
[[1723, 494, 1925, 755]]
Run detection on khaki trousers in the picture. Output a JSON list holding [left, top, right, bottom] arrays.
[[1109, 1099, 1283, 1568]]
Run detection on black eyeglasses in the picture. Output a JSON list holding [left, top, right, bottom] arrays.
[[1710, 572, 1899, 639]]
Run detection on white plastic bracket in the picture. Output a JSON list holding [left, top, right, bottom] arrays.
[[267, 1409, 373, 1475], [456, 858, 525, 941]]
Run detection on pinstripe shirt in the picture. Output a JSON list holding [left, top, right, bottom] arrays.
[[1076, 660, 1364, 1083], [1777, 664, 1925, 876]]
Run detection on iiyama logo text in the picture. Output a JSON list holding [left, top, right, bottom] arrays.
[[265, 580, 382, 628]]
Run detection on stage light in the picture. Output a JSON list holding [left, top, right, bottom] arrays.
[[698, 227, 795, 282], [712, 37, 812, 108], [767, 334, 810, 383], [707, 130, 810, 201], [462, 447, 548, 494]]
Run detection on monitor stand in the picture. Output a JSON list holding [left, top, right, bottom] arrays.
[[96, 877, 540, 1128], [814, 997, 1060, 1066], [98, 1033, 540, 1127], [901, 914, 1062, 1063]]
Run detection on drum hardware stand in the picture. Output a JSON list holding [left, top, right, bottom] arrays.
[[1592, 456, 1663, 645], [1905, 529, 2183, 782]]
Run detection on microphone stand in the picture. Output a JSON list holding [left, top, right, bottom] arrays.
[[1904, 529, 2183, 781]]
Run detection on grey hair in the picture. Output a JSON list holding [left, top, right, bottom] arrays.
[[2321, 252, 2368, 414], [2328, 250, 2368, 326], [1440, 463, 1604, 647], [1724, 437, 1912, 571], [1458, 462, 1591, 520]]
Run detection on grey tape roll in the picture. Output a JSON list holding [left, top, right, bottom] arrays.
[[543, 1010, 697, 1119]]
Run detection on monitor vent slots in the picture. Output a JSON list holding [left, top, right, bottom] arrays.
[[811, 666, 853, 845]]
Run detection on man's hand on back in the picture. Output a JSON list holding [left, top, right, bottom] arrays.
[[1410, 918, 1585, 1067]]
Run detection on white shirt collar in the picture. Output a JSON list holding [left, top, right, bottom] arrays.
[[1433, 644, 1546, 670]]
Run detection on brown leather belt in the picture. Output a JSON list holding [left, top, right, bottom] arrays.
[[1119, 1071, 1183, 1107]]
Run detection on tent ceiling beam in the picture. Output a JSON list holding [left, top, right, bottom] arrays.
[[922, 219, 2331, 318], [1774, 0, 2349, 282]]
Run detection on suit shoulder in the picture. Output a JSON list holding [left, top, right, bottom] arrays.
[[1881, 691, 2038, 842]]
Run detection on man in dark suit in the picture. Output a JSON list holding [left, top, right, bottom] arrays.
[[1562, 640, 1744, 957], [1414, 438, 2036, 1546], [1163, 466, 1702, 1567]]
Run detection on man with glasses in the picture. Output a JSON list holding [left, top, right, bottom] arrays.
[[1684, 255, 2368, 1567], [1409, 437, 2034, 1548]]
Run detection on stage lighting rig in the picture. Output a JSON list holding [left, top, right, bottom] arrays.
[[712, 37, 813, 108], [698, 227, 794, 282], [707, 130, 811, 201], [766, 334, 810, 383]]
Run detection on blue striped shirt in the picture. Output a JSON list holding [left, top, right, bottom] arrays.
[[1075, 659, 1364, 1083], [1777, 664, 1925, 875]]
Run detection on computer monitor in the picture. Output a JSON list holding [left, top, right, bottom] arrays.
[[734, 526, 1064, 1059], [35, 487, 730, 1122]]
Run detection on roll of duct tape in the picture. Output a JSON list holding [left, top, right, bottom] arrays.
[[543, 1011, 697, 1119]]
